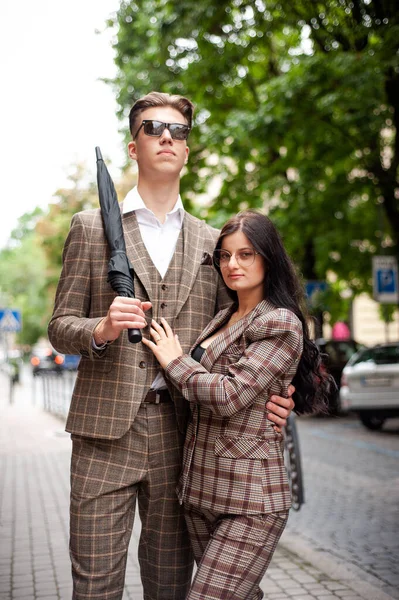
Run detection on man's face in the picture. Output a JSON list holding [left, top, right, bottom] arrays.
[[128, 106, 190, 178]]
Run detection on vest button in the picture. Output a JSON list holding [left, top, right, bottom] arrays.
[[139, 361, 146, 369], [161, 284, 167, 290], [160, 302, 167, 309]]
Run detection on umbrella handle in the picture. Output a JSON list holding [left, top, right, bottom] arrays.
[[128, 328, 142, 344]]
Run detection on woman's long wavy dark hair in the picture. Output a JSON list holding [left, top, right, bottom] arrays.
[[213, 210, 333, 415]]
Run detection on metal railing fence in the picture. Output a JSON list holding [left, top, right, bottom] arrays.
[[32, 370, 76, 419]]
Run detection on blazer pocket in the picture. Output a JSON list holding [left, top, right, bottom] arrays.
[[200, 251, 213, 265], [215, 436, 270, 460]]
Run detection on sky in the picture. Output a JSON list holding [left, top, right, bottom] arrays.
[[0, 0, 126, 249]]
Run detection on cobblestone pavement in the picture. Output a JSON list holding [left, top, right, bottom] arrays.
[[285, 414, 399, 599], [0, 370, 396, 600]]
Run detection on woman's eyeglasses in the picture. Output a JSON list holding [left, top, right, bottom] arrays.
[[134, 120, 190, 141], [213, 248, 260, 268]]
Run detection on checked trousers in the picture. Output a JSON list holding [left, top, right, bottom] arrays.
[[184, 505, 288, 600], [69, 403, 193, 600]]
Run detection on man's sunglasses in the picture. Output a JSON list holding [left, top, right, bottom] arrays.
[[134, 119, 191, 141]]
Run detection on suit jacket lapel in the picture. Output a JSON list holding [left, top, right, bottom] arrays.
[[175, 213, 206, 315], [123, 210, 153, 299], [197, 300, 275, 372], [200, 311, 248, 371], [193, 306, 233, 347]]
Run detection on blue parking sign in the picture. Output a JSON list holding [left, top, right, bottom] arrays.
[[372, 256, 399, 303], [377, 268, 396, 294]]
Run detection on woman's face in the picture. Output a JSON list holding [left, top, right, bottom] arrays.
[[218, 230, 266, 298]]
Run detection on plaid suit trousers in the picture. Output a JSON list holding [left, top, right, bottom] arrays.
[[70, 403, 193, 600], [184, 506, 288, 600]]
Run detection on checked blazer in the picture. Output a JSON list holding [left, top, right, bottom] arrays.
[[48, 206, 230, 439], [165, 300, 303, 514]]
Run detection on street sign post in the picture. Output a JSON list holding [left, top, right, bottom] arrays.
[[0, 308, 22, 405], [372, 256, 399, 304], [0, 309, 22, 332]]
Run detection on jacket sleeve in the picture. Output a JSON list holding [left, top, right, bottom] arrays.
[[165, 309, 303, 417], [47, 213, 105, 359]]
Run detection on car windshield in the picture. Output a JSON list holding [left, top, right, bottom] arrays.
[[351, 344, 399, 366]]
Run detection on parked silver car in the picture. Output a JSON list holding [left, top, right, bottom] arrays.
[[340, 342, 399, 430]]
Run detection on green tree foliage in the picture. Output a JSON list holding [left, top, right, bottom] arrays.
[[0, 210, 49, 345], [108, 0, 399, 322]]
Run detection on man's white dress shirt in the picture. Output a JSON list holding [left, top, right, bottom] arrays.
[[123, 186, 184, 390], [123, 186, 184, 278]]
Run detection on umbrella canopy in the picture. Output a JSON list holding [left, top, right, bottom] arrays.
[[95, 147, 142, 343]]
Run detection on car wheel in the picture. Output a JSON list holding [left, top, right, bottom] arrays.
[[358, 413, 386, 431]]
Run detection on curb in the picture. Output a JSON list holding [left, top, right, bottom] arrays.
[[280, 532, 396, 600]]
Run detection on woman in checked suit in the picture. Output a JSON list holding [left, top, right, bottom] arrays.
[[143, 210, 331, 600]]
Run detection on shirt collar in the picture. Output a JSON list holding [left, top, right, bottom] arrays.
[[123, 185, 184, 224]]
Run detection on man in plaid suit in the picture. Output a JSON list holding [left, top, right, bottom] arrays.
[[48, 92, 294, 600]]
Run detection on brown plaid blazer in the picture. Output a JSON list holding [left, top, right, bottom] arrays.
[[48, 206, 230, 439], [165, 300, 303, 514]]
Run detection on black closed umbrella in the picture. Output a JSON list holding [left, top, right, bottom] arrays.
[[95, 146, 142, 343]]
